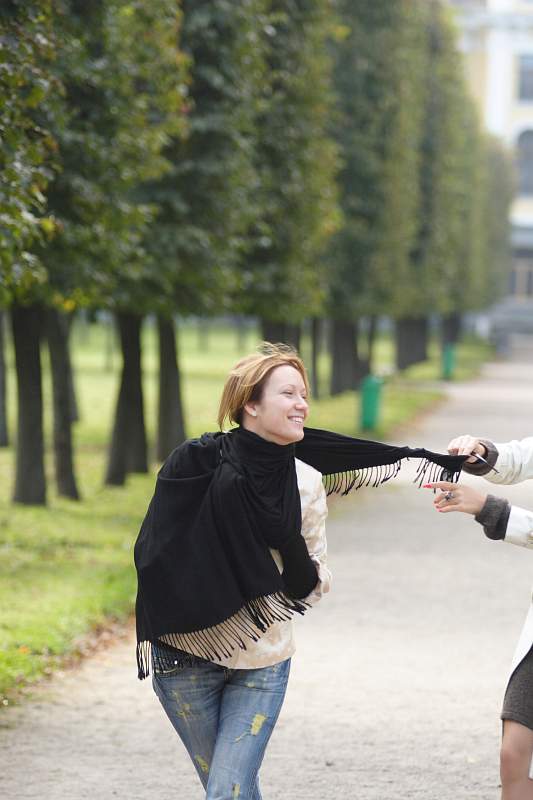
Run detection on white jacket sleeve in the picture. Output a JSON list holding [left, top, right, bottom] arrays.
[[504, 505, 533, 549], [487, 438, 533, 485], [484, 438, 533, 548], [301, 473, 331, 606]]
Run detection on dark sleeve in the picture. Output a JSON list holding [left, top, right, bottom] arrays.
[[461, 439, 498, 476], [279, 536, 319, 599], [474, 494, 511, 540]]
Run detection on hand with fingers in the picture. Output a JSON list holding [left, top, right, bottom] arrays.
[[424, 480, 487, 516], [447, 434, 487, 463]]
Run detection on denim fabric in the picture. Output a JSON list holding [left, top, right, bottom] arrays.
[[152, 653, 291, 800]]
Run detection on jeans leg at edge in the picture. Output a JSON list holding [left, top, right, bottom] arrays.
[[152, 662, 225, 789], [206, 658, 291, 800]]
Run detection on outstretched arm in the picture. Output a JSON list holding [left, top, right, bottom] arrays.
[[448, 434, 533, 486], [426, 479, 533, 550]]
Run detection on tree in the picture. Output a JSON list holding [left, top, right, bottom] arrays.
[[0, 0, 64, 504], [236, 0, 339, 344], [326, 0, 425, 388], [0, 312, 8, 447], [478, 137, 513, 311], [140, 0, 270, 460], [29, 0, 187, 489], [0, 0, 59, 297], [398, 1, 475, 358]]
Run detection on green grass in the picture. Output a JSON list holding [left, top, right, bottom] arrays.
[[0, 321, 493, 703]]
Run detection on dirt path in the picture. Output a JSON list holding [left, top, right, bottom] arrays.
[[3, 349, 533, 799]]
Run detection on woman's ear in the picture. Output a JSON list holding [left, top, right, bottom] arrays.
[[244, 403, 258, 418]]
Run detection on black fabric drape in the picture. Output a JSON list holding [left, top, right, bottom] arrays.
[[135, 426, 466, 678]]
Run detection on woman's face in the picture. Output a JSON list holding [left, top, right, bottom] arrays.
[[243, 364, 309, 446]]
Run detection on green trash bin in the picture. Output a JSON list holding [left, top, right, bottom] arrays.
[[442, 343, 456, 381], [360, 374, 383, 431]]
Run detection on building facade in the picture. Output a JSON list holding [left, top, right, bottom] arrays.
[[450, 0, 533, 308]]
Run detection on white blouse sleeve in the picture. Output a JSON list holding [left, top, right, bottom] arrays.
[[488, 438, 533, 485], [301, 473, 331, 606]]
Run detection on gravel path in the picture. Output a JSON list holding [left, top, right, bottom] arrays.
[[3, 346, 533, 799]]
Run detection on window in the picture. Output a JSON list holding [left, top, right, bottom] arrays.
[[517, 131, 533, 195], [519, 55, 533, 101]]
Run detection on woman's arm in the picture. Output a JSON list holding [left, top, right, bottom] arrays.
[[300, 473, 331, 605], [487, 438, 533, 485], [426, 480, 533, 550], [448, 434, 533, 485]]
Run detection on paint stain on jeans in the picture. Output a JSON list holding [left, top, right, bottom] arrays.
[[170, 689, 192, 721], [232, 784, 241, 798], [195, 755, 209, 774], [250, 713, 266, 735], [235, 713, 267, 742], [177, 702, 192, 720]]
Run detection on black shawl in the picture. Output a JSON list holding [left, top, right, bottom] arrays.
[[134, 426, 465, 678]]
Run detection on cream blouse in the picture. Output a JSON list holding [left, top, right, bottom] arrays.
[[178, 458, 331, 670]]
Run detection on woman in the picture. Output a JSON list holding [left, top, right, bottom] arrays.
[[427, 434, 533, 800], [135, 342, 464, 799], [135, 343, 331, 799]]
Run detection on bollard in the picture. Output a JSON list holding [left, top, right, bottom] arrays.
[[360, 374, 383, 431], [441, 343, 456, 381]]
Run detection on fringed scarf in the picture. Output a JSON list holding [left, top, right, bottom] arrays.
[[134, 426, 466, 678]]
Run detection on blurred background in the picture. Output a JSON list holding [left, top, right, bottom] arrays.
[[0, 0, 528, 704]]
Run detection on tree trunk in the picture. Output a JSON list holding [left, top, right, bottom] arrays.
[[46, 308, 80, 500], [157, 315, 186, 461], [65, 312, 79, 423], [366, 315, 378, 375], [11, 303, 46, 505], [284, 324, 301, 352], [260, 320, 301, 351], [0, 310, 8, 447], [105, 311, 147, 486], [310, 317, 321, 399], [261, 319, 285, 344], [330, 319, 367, 395], [395, 317, 429, 371], [441, 312, 462, 346]]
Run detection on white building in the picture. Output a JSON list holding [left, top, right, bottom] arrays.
[[450, 0, 533, 303]]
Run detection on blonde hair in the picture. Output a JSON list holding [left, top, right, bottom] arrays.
[[218, 342, 310, 429]]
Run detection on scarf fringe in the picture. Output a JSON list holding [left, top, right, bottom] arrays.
[[323, 457, 460, 496], [413, 458, 460, 488], [136, 590, 309, 679]]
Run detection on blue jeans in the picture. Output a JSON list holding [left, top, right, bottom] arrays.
[[152, 654, 291, 800]]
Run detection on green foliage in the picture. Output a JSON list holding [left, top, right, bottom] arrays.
[[238, 0, 339, 322], [326, 0, 425, 319], [140, 0, 268, 316], [479, 137, 513, 306], [404, 0, 470, 314], [37, 0, 188, 309], [0, 0, 63, 300], [327, 0, 513, 322]]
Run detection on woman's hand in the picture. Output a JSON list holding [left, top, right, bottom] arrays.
[[424, 481, 488, 516], [447, 435, 486, 463]]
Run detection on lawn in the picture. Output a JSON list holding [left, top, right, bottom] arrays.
[[0, 320, 493, 703]]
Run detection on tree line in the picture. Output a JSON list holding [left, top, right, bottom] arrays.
[[0, 0, 513, 505]]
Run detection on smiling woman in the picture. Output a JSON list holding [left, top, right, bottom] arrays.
[[218, 346, 310, 445], [134, 342, 465, 799], [136, 342, 331, 800]]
